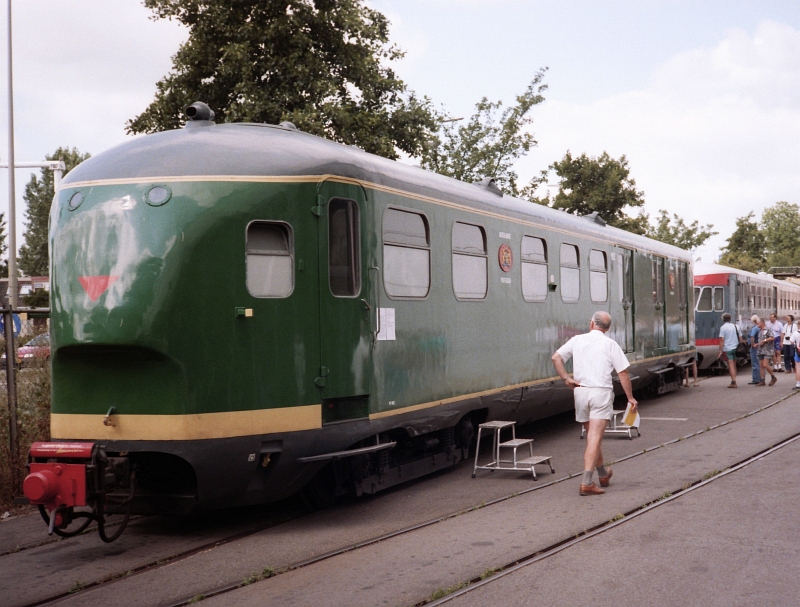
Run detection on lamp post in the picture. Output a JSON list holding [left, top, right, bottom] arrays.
[[6, 0, 16, 308]]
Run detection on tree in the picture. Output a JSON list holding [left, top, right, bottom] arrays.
[[761, 201, 800, 268], [128, 0, 439, 160], [19, 147, 90, 277], [544, 151, 649, 234], [647, 210, 717, 251], [420, 70, 548, 196], [718, 212, 767, 273]]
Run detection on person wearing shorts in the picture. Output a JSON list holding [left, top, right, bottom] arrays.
[[767, 313, 783, 372], [552, 311, 637, 496], [756, 318, 778, 386], [717, 313, 741, 388]]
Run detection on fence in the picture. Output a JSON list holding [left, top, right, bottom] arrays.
[[1, 308, 51, 511]]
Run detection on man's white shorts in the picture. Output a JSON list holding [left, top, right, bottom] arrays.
[[574, 387, 614, 423]]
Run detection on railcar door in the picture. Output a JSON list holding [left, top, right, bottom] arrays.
[[616, 248, 635, 352], [677, 261, 690, 344], [652, 256, 667, 349], [315, 182, 374, 422]]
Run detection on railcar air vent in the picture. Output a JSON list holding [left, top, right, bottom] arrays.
[[474, 177, 503, 197], [583, 211, 606, 226]]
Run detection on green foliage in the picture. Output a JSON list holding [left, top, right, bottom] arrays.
[[420, 70, 548, 196], [545, 151, 649, 234], [717, 204, 800, 273], [22, 288, 49, 308], [761, 201, 800, 268], [19, 148, 90, 277], [647, 210, 717, 251], [718, 212, 766, 272], [129, 0, 438, 160]]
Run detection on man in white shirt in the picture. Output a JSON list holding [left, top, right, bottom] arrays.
[[766, 313, 783, 372], [717, 313, 741, 388], [552, 311, 637, 496]]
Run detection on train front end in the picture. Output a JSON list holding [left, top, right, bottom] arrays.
[[23, 125, 329, 539]]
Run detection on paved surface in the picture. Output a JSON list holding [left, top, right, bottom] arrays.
[[1, 369, 797, 606], [197, 382, 800, 607], [448, 435, 800, 607]]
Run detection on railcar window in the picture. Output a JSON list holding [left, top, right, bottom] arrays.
[[713, 287, 724, 311], [521, 236, 547, 302], [696, 286, 712, 312], [383, 208, 430, 298], [452, 222, 488, 299], [589, 250, 608, 303], [560, 244, 580, 303], [246, 222, 293, 298], [694, 286, 701, 308], [651, 258, 665, 304], [328, 198, 361, 297]]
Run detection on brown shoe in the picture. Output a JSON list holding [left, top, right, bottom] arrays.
[[580, 482, 605, 496], [727, 382, 737, 388], [769, 376, 778, 386], [599, 468, 613, 487]]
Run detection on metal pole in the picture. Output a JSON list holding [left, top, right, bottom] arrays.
[[3, 308, 18, 489], [6, 0, 17, 309]]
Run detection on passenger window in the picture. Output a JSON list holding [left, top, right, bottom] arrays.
[[694, 286, 701, 308], [452, 222, 487, 300], [383, 208, 430, 298], [589, 249, 608, 303], [713, 288, 724, 311], [560, 243, 580, 303], [521, 236, 547, 302], [246, 222, 293, 298], [696, 287, 712, 312], [328, 198, 360, 297]]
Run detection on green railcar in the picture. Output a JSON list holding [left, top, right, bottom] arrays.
[[48, 113, 694, 513]]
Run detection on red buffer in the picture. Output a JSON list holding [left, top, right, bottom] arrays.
[[22, 441, 136, 542]]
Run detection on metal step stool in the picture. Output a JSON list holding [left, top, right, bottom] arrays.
[[580, 409, 640, 440], [472, 420, 555, 480]]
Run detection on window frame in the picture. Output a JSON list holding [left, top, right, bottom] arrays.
[[451, 221, 488, 301], [521, 235, 548, 303], [382, 206, 432, 300], [559, 243, 581, 304], [327, 197, 361, 298], [589, 249, 608, 303], [245, 220, 295, 299]]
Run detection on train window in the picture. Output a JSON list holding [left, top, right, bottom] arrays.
[[328, 198, 361, 297], [246, 222, 293, 298], [694, 286, 701, 308], [696, 287, 713, 312], [560, 244, 580, 303], [651, 258, 665, 305], [713, 287, 724, 311], [521, 236, 547, 302], [383, 208, 430, 298], [590, 250, 608, 303], [452, 222, 488, 300]]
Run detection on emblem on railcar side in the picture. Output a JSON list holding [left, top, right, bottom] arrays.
[[498, 244, 513, 272]]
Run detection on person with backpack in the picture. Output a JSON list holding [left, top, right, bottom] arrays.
[[717, 313, 742, 388]]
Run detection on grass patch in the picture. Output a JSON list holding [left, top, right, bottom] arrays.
[[429, 581, 469, 601], [241, 567, 276, 586]]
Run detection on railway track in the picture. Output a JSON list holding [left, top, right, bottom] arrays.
[[9, 386, 795, 607], [423, 428, 800, 606]]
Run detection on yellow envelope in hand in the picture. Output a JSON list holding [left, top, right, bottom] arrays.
[[622, 402, 640, 428]]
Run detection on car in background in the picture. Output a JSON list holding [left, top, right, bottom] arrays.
[[18, 333, 50, 365], [2, 333, 51, 368]]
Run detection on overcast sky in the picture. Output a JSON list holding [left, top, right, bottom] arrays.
[[1, 0, 799, 263]]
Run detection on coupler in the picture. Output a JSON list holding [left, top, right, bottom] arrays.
[[22, 442, 136, 542]]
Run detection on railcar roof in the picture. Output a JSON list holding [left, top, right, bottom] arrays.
[[694, 262, 800, 287], [63, 122, 690, 260]]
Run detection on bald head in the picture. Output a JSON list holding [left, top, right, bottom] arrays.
[[592, 311, 612, 331]]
